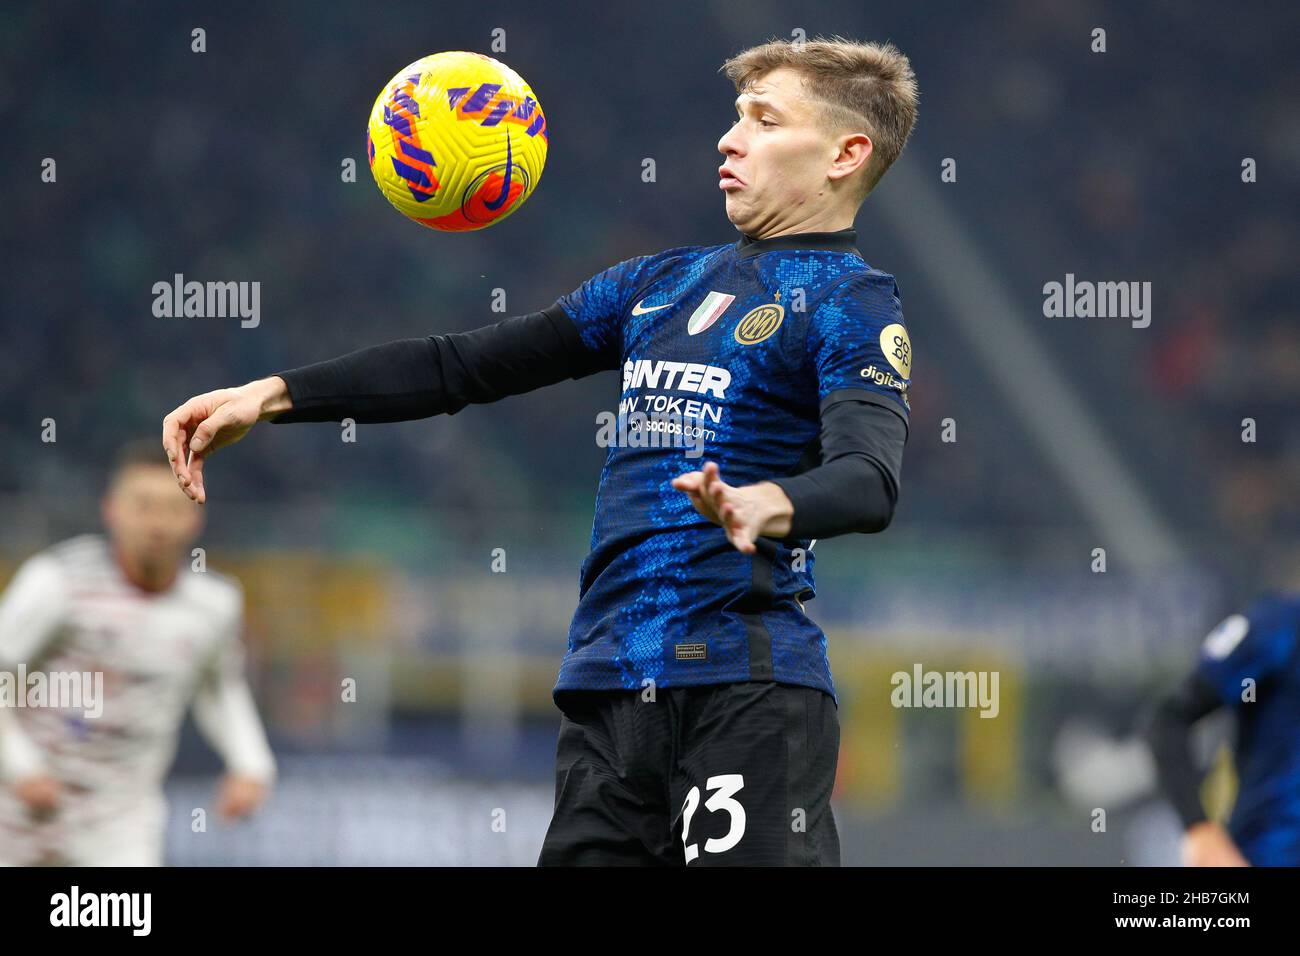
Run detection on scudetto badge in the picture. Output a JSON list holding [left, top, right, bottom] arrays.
[[880, 323, 912, 377], [734, 303, 784, 345]]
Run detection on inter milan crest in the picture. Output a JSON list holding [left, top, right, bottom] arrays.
[[734, 303, 784, 345]]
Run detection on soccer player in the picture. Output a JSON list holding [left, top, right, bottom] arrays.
[[0, 440, 276, 866], [162, 38, 917, 865], [1143, 590, 1300, 867]]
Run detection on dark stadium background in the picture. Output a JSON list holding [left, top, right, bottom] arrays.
[[1, 0, 1296, 864]]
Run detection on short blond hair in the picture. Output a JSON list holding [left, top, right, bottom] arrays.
[[721, 36, 919, 199]]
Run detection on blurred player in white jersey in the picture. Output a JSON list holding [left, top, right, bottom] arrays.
[[0, 440, 275, 865]]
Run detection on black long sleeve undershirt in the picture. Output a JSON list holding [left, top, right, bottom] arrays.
[[271, 304, 600, 423], [1140, 672, 1225, 828], [771, 394, 905, 538], [270, 307, 906, 539]]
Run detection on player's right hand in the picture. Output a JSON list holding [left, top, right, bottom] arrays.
[[13, 774, 61, 816], [162, 377, 290, 504], [1182, 821, 1250, 867]]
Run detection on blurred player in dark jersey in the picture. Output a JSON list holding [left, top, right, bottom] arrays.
[[1144, 584, 1300, 867], [162, 38, 918, 865]]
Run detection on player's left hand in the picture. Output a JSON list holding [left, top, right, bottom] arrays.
[[215, 773, 269, 822], [671, 461, 793, 555]]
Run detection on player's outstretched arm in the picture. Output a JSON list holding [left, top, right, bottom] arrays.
[[163, 305, 603, 503], [163, 377, 291, 504]]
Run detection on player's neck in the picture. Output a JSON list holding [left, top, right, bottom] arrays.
[[743, 226, 855, 244], [112, 543, 179, 593], [745, 211, 856, 241]]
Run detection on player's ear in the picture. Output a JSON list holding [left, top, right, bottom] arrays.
[[828, 132, 872, 185]]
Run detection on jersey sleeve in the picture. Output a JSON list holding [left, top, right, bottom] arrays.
[[191, 584, 277, 784], [1194, 597, 1298, 708], [0, 553, 70, 668], [806, 272, 912, 424], [273, 305, 600, 423], [550, 254, 656, 371], [0, 553, 69, 782], [769, 400, 905, 538]]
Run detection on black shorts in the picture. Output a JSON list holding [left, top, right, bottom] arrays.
[[538, 680, 840, 866]]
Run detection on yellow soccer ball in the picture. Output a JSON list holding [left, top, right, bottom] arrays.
[[366, 51, 548, 231]]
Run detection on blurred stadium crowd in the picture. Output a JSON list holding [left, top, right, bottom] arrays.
[[3, 2, 1295, 580], [1, 0, 1296, 863]]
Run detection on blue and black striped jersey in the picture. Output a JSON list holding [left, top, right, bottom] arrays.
[[551, 228, 911, 698]]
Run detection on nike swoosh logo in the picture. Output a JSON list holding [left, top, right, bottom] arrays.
[[631, 299, 674, 315], [484, 132, 513, 211]]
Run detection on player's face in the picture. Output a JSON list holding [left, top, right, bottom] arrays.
[[102, 464, 204, 565], [717, 68, 847, 237]]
